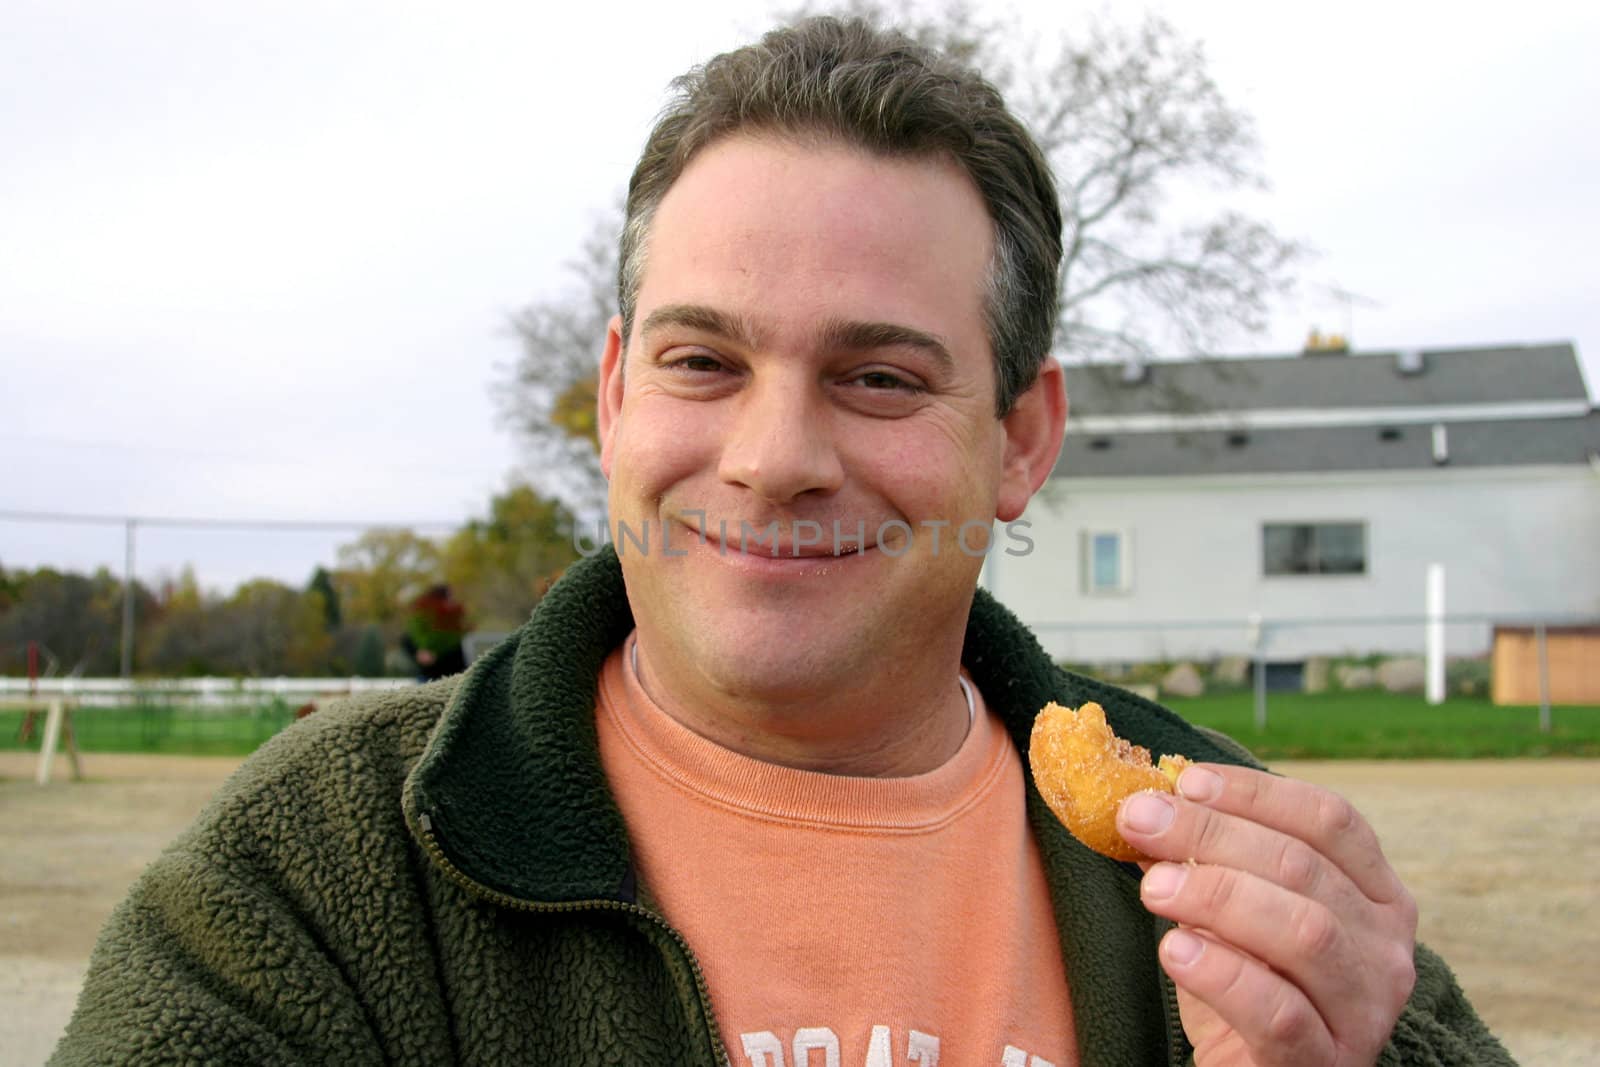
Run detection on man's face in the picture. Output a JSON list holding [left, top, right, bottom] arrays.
[[598, 135, 1046, 703]]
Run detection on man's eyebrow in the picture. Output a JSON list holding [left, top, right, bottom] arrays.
[[638, 305, 953, 370], [816, 317, 953, 370], [640, 304, 764, 350]]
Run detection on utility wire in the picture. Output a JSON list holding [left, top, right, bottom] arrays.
[[0, 509, 461, 532], [1, 433, 484, 481]]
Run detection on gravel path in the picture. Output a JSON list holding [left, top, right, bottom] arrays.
[[1287, 760, 1600, 1066], [3, 752, 1594, 1065]]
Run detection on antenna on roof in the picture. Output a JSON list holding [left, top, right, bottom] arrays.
[[1396, 349, 1426, 375], [1119, 358, 1148, 385], [1316, 283, 1382, 350]]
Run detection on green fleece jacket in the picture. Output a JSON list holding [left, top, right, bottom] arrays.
[[53, 548, 1512, 1066]]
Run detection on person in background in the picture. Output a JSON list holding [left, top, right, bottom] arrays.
[[400, 583, 467, 681]]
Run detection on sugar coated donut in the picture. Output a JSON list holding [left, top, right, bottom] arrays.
[[1028, 700, 1190, 863]]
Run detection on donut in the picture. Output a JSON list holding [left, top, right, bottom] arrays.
[[1028, 701, 1190, 863]]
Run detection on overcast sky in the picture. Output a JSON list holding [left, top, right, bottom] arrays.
[[4, 0, 1597, 594]]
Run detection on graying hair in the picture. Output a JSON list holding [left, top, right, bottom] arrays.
[[618, 15, 1061, 416]]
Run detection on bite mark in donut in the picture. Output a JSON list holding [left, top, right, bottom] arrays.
[[1028, 700, 1190, 863]]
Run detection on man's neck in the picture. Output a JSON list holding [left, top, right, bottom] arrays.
[[628, 635, 973, 778]]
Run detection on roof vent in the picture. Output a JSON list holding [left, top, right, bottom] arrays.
[[1379, 427, 1403, 442], [1119, 359, 1148, 385], [1396, 349, 1426, 375], [1089, 437, 1113, 451], [1226, 431, 1250, 448], [1432, 423, 1449, 465]]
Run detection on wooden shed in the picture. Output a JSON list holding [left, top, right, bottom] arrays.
[[1491, 626, 1600, 706]]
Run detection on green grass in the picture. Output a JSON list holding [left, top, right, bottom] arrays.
[[6, 694, 1598, 761], [1164, 691, 1600, 760], [1, 702, 299, 758]]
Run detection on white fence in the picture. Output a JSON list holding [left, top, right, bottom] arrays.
[[0, 676, 416, 709]]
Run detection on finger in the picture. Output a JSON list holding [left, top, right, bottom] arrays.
[[1157, 925, 1337, 1067], [1119, 790, 1369, 923], [1141, 860, 1414, 1042], [1175, 764, 1407, 906]]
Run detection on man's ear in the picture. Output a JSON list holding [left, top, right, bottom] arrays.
[[596, 314, 626, 479], [995, 358, 1068, 522]]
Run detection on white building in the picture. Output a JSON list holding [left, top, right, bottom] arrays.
[[985, 342, 1600, 667]]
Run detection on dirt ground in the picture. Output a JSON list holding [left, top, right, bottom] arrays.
[[3, 752, 1595, 1066]]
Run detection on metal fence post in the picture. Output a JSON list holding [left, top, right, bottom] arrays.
[[1425, 564, 1446, 705], [120, 519, 137, 678], [1253, 658, 1267, 732], [1535, 621, 1552, 734], [1247, 612, 1268, 732]]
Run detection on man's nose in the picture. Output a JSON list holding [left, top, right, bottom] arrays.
[[717, 377, 844, 503]]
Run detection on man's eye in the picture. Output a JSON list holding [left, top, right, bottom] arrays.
[[669, 354, 725, 373], [852, 371, 921, 392]]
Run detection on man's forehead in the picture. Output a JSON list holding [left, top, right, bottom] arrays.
[[655, 131, 989, 232]]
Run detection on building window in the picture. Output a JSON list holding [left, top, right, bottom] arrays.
[[1263, 522, 1367, 576], [1081, 529, 1133, 594]]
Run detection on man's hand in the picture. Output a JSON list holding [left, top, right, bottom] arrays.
[[1116, 764, 1418, 1067]]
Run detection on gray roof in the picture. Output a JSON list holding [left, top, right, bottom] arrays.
[[1060, 342, 1590, 417], [1050, 412, 1600, 479]]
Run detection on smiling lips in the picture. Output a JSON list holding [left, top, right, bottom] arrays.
[[673, 517, 874, 559]]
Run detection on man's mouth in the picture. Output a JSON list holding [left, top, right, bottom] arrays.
[[679, 519, 871, 559], [712, 537, 869, 559]]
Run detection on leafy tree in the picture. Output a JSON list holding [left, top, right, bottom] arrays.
[[0, 566, 146, 676], [2, 481, 573, 677], [351, 624, 388, 678], [218, 580, 332, 676], [142, 569, 215, 676], [0, 564, 19, 611], [440, 482, 581, 630], [144, 578, 332, 677], [497, 4, 1302, 511], [306, 566, 343, 630], [160, 565, 204, 613], [333, 529, 443, 627]]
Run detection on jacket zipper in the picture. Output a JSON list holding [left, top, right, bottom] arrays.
[[1158, 951, 1190, 1067], [416, 812, 730, 1067]]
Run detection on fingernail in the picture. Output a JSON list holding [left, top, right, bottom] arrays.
[[1122, 792, 1175, 834], [1164, 929, 1205, 966], [1179, 766, 1223, 803], [1143, 862, 1188, 900]]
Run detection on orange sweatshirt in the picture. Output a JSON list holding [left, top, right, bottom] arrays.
[[596, 636, 1076, 1067]]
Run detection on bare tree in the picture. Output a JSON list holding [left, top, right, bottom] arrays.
[[498, 3, 1303, 510], [497, 219, 616, 520], [1022, 15, 1300, 365]]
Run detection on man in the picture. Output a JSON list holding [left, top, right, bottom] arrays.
[[55, 17, 1510, 1066]]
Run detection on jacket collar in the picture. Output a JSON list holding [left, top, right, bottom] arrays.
[[403, 545, 637, 904], [405, 545, 1233, 1064]]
